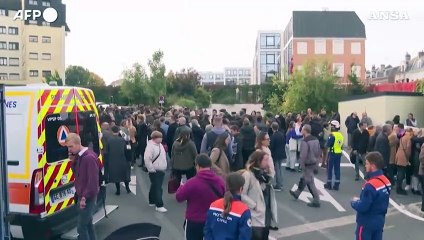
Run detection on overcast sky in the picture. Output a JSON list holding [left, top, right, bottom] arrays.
[[63, 0, 423, 84]]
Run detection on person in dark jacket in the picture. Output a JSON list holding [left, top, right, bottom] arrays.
[[167, 115, 178, 158], [191, 119, 205, 153], [351, 152, 391, 240], [352, 122, 370, 181], [174, 117, 192, 142], [270, 122, 286, 191], [136, 115, 149, 167], [240, 118, 256, 165], [107, 126, 131, 195], [67, 133, 100, 240], [345, 112, 360, 148], [230, 125, 244, 171], [176, 155, 225, 240], [374, 124, 393, 183], [204, 173, 252, 240]]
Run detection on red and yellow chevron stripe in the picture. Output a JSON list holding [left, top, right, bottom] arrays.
[[36, 88, 103, 215]]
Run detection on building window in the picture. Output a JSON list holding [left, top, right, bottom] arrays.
[[9, 73, 20, 80], [8, 42, 19, 50], [352, 65, 361, 78], [297, 42, 307, 54], [29, 35, 38, 42], [333, 63, 344, 77], [29, 0, 38, 5], [30, 70, 39, 77], [42, 53, 51, 60], [9, 58, 19, 66], [42, 70, 52, 77], [8, 27, 18, 35], [29, 20, 37, 25], [314, 39, 326, 54], [332, 40, 344, 54], [266, 54, 275, 64], [42, 36, 51, 43], [266, 36, 275, 46], [260, 33, 281, 49], [0, 57, 7, 66], [351, 42, 361, 55], [0, 26, 6, 34], [0, 41, 6, 49], [42, 0, 51, 7], [238, 70, 243, 75], [0, 9, 6, 16], [0, 73, 7, 80], [29, 52, 38, 60], [42, 21, 50, 26]]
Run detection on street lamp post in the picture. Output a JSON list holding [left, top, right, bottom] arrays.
[[236, 87, 239, 103]]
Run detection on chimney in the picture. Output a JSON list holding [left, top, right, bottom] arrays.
[[419, 51, 424, 58], [380, 64, 385, 70]]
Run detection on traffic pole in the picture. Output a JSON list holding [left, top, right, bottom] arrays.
[[0, 84, 11, 240]]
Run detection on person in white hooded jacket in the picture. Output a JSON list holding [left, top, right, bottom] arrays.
[[144, 130, 168, 213]]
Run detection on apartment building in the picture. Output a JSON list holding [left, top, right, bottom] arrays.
[[282, 11, 366, 83], [252, 31, 281, 85], [199, 67, 251, 85], [0, 0, 69, 83], [199, 71, 225, 85], [224, 67, 251, 85]]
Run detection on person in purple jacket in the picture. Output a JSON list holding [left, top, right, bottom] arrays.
[[67, 133, 101, 240], [176, 154, 225, 240]]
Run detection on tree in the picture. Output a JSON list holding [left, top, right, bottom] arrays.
[[89, 72, 106, 86], [347, 64, 366, 95], [283, 60, 339, 113], [45, 70, 63, 86], [167, 68, 200, 96], [120, 63, 150, 104], [65, 65, 92, 86], [265, 75, 288, 114], [147, 50, 167, 103]]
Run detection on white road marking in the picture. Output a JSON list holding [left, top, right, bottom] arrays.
[[121, 175, 137, 195], [291, 178, 346, 212], [269, 208, 399, 239], [281, 162, 353, 167], [342, 150, 424, 222]]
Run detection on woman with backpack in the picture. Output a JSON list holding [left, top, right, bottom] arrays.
[[171, 130, 198, 183], [210, 133, 231, 178]]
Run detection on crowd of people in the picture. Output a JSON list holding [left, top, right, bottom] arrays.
[[94, 104, 424, 240]]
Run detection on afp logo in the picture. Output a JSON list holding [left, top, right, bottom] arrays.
[[13, 7, 58, 23]]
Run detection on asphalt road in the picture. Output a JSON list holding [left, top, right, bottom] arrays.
[[94, 154, 424, 240]]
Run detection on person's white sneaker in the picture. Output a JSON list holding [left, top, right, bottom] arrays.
[[156, 207, 167, 213], [148, 204, 155, 207], [405, 185, 411, 191]]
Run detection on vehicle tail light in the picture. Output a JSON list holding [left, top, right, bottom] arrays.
[[29, 168, 45, 214]]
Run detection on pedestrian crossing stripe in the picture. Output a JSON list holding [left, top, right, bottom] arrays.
[[57, 125, 70, 146]]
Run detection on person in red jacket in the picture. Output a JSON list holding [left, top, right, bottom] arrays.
[[67, 133, 101, 240], [204, 172, 252, 240]]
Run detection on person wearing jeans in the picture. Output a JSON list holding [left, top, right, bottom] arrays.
[[270, 122, 286, 191], [145, 131, 168, 213], [77, 196, 97, 240], [66, 133, 101, 240]]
